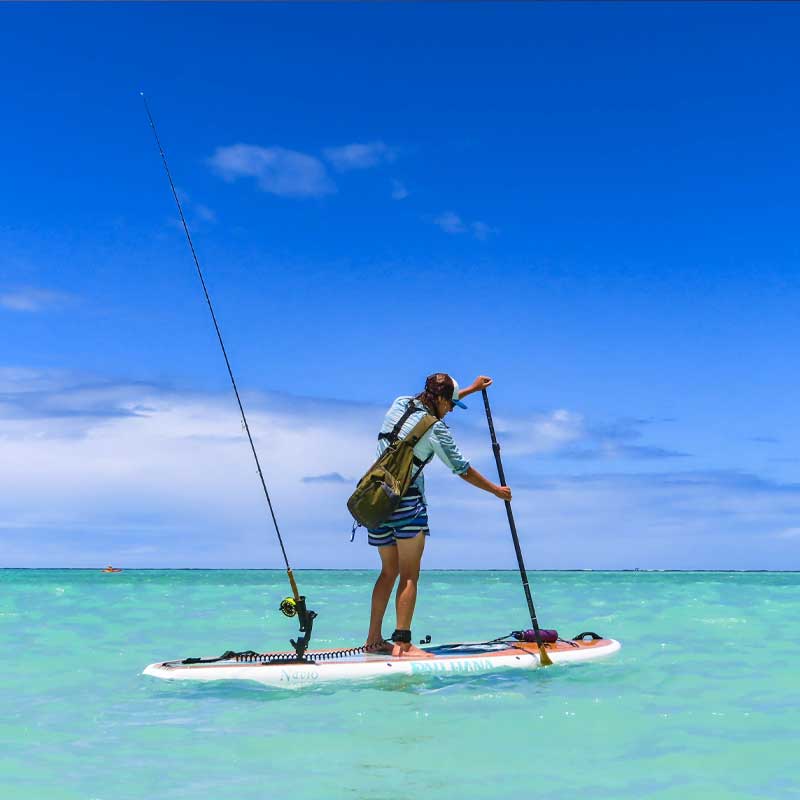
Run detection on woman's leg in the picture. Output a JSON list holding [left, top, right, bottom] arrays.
[[392, 532, 432, 657], [365, 544, 399, 650]]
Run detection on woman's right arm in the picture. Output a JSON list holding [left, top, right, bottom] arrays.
[[427, 421, 511, 500], [459, 466, 512, 501]]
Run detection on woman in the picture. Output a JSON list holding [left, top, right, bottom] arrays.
[[365, 373, 512, 656]]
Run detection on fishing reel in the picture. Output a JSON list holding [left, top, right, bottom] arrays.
[[278, 595, 318, 662], [279, 596, 298, 618]]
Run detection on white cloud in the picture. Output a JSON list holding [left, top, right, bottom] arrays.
[[208, 144, 335, 198], [471, 221, 498, 240], [530, 409, 585, 453], [194, 204, 217, 223], [323, 141, 396, 172], [173, 190, 217, 225], [302, 472, 349, 484], [0, 288, 72, 313], [433, 212, 496, 240], [433, 211, 466, 234], [391, 179, 409, 200]]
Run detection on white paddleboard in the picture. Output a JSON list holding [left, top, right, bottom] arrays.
[[143, 637, 621, 688]]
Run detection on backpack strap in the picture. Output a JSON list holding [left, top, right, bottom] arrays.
[[377, 403, 438, 475], [402, 412, 438, 448], [403, 413, 438, 482], [378, 401, 428, 444]]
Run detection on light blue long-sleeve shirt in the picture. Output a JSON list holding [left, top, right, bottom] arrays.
[[376, 396, 470, 501]]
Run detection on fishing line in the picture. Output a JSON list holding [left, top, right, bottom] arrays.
[[141, 93, 303, 605]]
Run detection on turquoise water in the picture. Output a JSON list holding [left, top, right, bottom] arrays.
[[1, 570, 798, 799]]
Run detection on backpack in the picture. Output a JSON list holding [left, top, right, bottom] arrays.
[[347, 402, 438, 530]]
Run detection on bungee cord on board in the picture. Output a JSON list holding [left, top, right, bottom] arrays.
[[141, 93, 316, 661], [161, 631, 593, 669]]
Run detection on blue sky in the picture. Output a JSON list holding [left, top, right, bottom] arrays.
[[2, 3, 799, 569]]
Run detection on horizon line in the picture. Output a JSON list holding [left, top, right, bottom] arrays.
[[1, 567, 798, 573]]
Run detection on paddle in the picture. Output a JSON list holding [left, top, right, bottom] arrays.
[[481, 388, 553, 666]]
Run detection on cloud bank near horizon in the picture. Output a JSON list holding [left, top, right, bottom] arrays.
[[1, 368, 797, 570]]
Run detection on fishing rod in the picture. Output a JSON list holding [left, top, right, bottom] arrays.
[[141, 93, 316, 660], [481, 388, 553, 667]]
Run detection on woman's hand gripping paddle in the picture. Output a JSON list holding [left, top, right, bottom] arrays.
[[481, 388, 553, 667]]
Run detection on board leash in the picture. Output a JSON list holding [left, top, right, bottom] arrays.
[[141, 93, 316, 661]]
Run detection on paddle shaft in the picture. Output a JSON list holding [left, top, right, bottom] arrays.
[[481, 389, 551, 662]]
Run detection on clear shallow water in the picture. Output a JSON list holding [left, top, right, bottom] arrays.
[[1, 569, 798, 799]]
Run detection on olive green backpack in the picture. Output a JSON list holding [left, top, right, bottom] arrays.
[[347, 402, 438, 530]]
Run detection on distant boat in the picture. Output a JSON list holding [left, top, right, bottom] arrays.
[[102, 566, 123, 573]]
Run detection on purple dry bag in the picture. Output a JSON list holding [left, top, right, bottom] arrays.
[[514, 628, 558, 644]]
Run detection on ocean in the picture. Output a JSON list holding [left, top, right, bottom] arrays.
[[1, 569, 797, 799]]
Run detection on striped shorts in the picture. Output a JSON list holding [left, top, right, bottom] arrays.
[[367, 488, 429, 547]]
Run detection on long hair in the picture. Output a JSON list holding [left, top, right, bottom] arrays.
[[415, 373, 454, 420]]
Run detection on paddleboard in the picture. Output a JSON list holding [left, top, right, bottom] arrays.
[[143, 636, 620, 688]]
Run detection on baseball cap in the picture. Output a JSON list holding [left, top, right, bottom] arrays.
[[424, 373, 467, 410], [450, 378, 467, 409]]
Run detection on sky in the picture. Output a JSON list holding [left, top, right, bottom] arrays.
[[1, 2, 799, 569]]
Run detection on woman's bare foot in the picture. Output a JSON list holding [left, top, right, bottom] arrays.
[[391, 641, 434, 658], [364, 639, 394, 655]]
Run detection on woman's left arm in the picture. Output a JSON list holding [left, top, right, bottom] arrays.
[[457, 375, 493, 400]]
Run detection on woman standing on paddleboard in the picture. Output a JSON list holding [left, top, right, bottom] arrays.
[[366, 373, 512, 657]]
